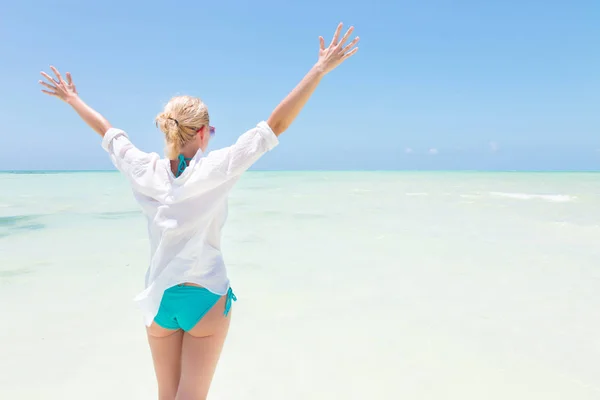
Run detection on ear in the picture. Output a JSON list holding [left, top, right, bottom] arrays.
[[196, 125, 207, 140]]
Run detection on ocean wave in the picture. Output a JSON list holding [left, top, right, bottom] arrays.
[[489, 192, 575, 202]]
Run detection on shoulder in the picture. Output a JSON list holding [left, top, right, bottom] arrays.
[[101, 128, 161, 162]]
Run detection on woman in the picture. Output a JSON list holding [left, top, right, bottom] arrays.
[[39, 23, 359, 400]]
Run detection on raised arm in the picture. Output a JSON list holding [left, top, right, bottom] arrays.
[[39, 66, 112, 137], [267, 22, 359, 136], [39, 66, 162, 197]]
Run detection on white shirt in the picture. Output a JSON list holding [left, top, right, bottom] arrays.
[[101, 121, 279, 326]]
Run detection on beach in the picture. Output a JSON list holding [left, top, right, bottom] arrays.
[[1, 171, 599, 399]]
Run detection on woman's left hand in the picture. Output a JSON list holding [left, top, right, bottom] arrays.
[[39, 66, 78, 104]]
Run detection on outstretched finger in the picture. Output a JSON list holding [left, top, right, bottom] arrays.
[[50, 66, 64, 83], [40, 71, 59, 85], [342, 47, 359, 59], [330, 22, 343, 46], [343, 36, 360, 53], [39, 80, 57, 91], [66, 72, 73, 85], [339, 26, 354, 46], [319, 36, 325, 51], [41, 89, 58, 97]]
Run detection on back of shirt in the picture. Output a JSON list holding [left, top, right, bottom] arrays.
[[101, 121, 279, 325]]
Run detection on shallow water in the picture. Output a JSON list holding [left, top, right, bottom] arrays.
[[1, 171, 599, 399]]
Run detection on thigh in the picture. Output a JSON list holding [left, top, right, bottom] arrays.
[[176, 295, 232, 400], [147, 324, 184, 400]]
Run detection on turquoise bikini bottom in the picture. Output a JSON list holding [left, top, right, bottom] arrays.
[[154, 284, 237, 331]]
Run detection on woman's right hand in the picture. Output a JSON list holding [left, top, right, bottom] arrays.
[[315, 23, 359, 75]]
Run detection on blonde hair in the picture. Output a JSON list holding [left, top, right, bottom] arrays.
[[155, 95, 210, 159]]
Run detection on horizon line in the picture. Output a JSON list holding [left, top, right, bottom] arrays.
[[1, 169, 600, 174]]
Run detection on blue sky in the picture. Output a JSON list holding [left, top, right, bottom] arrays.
[[1, 0, 598, 171]]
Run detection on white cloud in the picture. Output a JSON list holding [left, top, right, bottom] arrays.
[[489, 141, 499, 152], [405, 147, 413, 154], [428, 148, 439, 155]]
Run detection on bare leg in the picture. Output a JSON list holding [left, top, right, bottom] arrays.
[[147, 324, 184, 400], [176, 295, 232, 400]]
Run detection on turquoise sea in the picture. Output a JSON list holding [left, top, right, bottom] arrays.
[[1, 171, 599, 399]]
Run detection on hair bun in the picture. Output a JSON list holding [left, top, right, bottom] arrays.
[[155, 95, 210, 159]]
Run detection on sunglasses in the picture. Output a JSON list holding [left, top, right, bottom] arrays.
[[197, 125, 216, 137]]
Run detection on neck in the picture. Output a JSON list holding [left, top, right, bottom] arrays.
[[169, 143, 202, 177], [178, 143, 202, 159]]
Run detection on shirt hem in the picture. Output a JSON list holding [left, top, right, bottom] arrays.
[[101, 127, 128, 152], [256, 121, 279, 151]]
